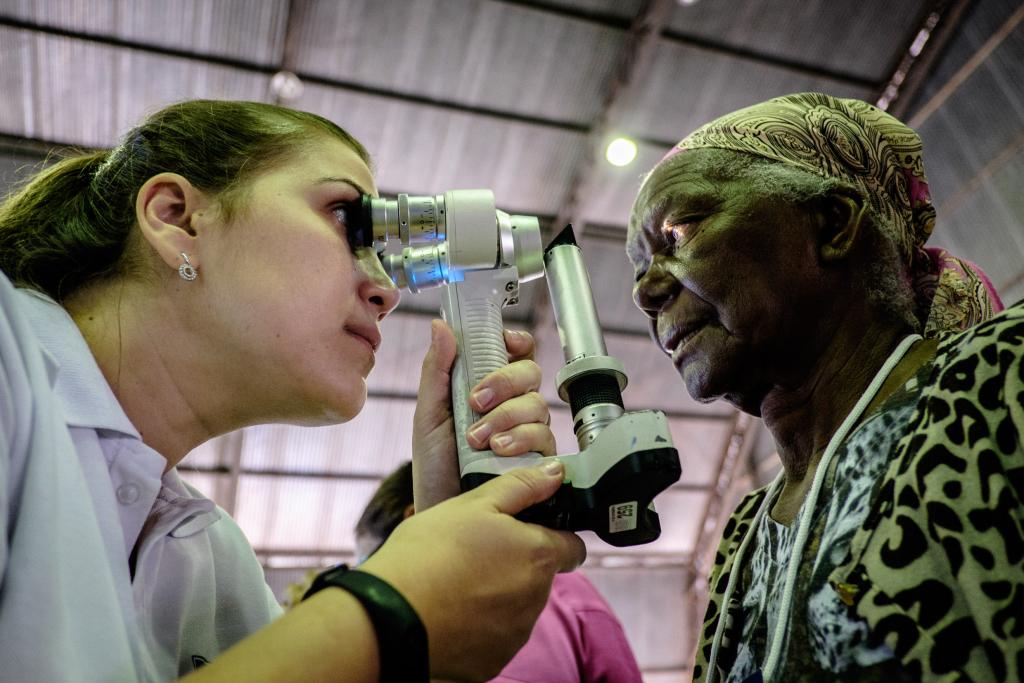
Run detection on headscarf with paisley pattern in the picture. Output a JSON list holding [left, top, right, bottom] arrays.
[[650, 92, 1002, 335]]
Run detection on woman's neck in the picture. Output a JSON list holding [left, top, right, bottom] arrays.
[[759, 315, 935, 524], [65, 279, 218, 469]]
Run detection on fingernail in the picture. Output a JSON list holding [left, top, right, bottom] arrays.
[[468, 422, 492, 444], [493, 434, 513, 450], [539, 459, 564, 477], [430, 320, 440, 347], [472, 387, 495, 410]]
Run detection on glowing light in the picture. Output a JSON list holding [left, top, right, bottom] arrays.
[[605, 137, 638, 167], [270, 71, 304, 101]]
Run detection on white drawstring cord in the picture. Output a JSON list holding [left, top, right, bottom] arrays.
[[705, 474, 783, 682], [705, 333, 921, 683]]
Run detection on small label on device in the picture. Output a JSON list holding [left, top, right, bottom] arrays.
[[609, 501, 638, 533]]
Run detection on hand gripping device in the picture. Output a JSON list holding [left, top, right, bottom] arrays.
[[347, 190, 681, 546]]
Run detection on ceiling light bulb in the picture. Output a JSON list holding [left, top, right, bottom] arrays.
[[270, 70, 304, 101], [606, 137, 638, 167]]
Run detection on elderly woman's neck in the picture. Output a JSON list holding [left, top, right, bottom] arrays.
[[758, 315, 928, 522]]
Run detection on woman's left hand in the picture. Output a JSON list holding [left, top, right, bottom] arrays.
[[412, 319, 555, 511]]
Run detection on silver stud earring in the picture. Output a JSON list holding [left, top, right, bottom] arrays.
[[178, 252, 198, 281]]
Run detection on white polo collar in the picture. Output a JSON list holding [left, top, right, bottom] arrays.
[[14, 288, 217, 548], [15, 287, 143, 438]]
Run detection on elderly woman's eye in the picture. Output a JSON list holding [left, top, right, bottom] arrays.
[[661, 219, 700, 246], [332, 206, 349, 225]]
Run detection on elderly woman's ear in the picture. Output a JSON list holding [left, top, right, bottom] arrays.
[[816, 190, 869, 264]]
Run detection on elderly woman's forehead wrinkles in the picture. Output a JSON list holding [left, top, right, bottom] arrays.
[[639, 194, 671, 237], [644, 176, 720, 228]]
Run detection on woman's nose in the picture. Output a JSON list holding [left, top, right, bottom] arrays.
[[359, 251, 402, 320], [633, 257, 677, 320]]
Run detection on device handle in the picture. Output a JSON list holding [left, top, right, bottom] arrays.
[[441, 268, 524, 481]]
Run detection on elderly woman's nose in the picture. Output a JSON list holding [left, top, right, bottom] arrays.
[[633, 262, 677, 319]]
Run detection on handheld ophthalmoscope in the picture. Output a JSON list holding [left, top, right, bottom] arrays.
[[346, 190, 681, 546]]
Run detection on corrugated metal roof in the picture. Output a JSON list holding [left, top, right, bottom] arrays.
[[665, 0, 932, 83], [4, 0, 289, 64], [290, 0, 626, 125]]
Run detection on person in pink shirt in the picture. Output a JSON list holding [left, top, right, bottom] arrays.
[[355, 462, 644, 683]]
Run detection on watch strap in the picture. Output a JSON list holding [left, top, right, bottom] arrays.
[[304, 564, 429, 683]]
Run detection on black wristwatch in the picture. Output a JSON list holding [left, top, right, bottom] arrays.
[[303, 564, 429, 683]]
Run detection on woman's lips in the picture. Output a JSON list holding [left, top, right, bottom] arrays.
[[666, 322, 709, 366], [345, 325, 381, 354]]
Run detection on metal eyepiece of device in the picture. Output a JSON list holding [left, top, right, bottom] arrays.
[[350, 191, 544, 294], [344, 194, 446, 252], [380, 243, 450, 293], [370, 194, 447, 247]]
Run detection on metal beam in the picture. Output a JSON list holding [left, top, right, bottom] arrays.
[[875, 0, 975, 117], [937, 128, 1024, 220], [687, 411, 758, 579], [494, 0, 879, 88], [552, 0, 676, 234], [267, 0, 307, 105], [278, 0, 306, 73], [178, 464, 386, 482], [908, 2, 1024, 126], [255, 545, 692, 569], [662, 28, 876, 88]]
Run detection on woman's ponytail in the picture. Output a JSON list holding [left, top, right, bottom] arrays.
[[0, 150, 135, 300]]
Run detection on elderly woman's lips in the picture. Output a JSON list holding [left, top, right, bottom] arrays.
[[663, 320, 709, 353], [667, 324, 710, 366]]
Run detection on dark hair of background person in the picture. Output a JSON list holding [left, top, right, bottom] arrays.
[[355, 461, 414, 546], [0, 100, 370, 301]]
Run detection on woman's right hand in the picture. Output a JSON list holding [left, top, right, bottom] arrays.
[[360, 461, 586, 682]]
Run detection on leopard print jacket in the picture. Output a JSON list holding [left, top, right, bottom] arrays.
[[693, 301, 1024, 682]]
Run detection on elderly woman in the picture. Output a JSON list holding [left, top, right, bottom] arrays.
[[627, 93, 1021, 682]]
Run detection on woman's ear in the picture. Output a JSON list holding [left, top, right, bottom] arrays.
[[816, 190, 868, 264], [135, 173, 210, 274]]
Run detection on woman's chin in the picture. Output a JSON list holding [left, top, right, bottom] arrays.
[[683, 363, 762, 415], [324, 390, 368, 423], [285, 385, 368, 426]]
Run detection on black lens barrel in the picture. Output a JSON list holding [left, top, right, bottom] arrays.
[[567, 373, 623, 418], [346, 195, 375, 250]]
